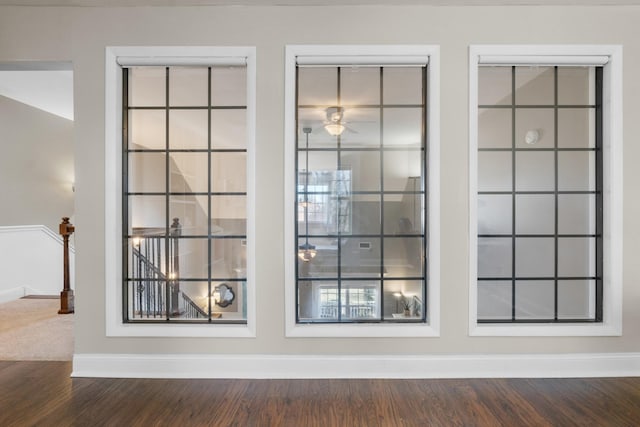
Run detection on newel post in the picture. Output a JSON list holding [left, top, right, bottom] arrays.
[[58, 217, 75, 314]]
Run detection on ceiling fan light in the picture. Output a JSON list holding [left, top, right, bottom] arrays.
[[297, 243, 317, 262], [324, 123, 345, 136]]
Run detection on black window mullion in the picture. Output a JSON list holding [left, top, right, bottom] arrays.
[[122, 68, 130, 321], [336, 66, 342, 322], [595, 67, 604, 322], [554, 66, 559, 321], [207, 66, 213, 322], [511, 66, 517, 321], [379, 66, 385, 321], [164, 67, 171, 321]]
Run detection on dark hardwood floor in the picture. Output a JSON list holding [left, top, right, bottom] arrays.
[[1, 361, 639, 426]]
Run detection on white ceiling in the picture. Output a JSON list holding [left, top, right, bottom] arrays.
[[0, 70, 74, 120], [1, 0, 640, 5]]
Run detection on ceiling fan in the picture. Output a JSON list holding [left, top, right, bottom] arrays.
[[321, 106, 358, 136]]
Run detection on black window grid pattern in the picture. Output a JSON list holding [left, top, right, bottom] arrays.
[[477, 66, 603, 323], [295, 65, 428, 324], [122, 66, 247, 324]]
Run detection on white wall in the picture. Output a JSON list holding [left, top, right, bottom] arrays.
[[1, 5, 639, 364], [0, 95, 74, 231]]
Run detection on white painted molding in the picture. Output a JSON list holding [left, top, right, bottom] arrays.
[[0, 224, 75, 253], [72, 352, 640, 379]]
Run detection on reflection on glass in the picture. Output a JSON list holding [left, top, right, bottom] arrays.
[[298, 67, 338, 106], [383, 279, 423, 320], [558, 151, 595, 191], [383, 150, 422, 192], [478, 237, 512, 278], [128, 152, 166, 193], [169, 67, 208, 107], [383, 237, 423, 278], [340, 281, 380, 320], [558, 280, 594, 319], [515, 237, 554, 277], [341, 151, 380, 192], [174, 238, 208, 278], [515, 280, 554, 319], [210, 195, 246, 233], [515, 151, 555, 191], [478, 67, 512, 106], [478, 281, 512, 320], [169, 110, 208, 149], [515, 194, 555, 235], [558, 237, 595, 277], [129, 110, 166, 150], [515, 67, 554, 105], [558, 109, 595, 148], [211, 67, 246, 106], [558, 194, 595, 235], [383, 108, 422, 147], [297, 238, 339, 279], [169, 152, 208, 193], [339, 108, 381, 148], [383, 67, 423, 105], [478, 194, 512, 235], [129, 67, 165, 107], [169, 195, 209, 235], [384, 194, 423, 235], [340, 67, 380, 105], [515, 108, 554, 149], [479, 108, 511, 148], [212, 109, 246, 149], [478, 152, 512, 192], [351, 195, 381, 235], [211, 152, 247, 193], [340, 238, 382, 277], [298, 169, 350, 236]]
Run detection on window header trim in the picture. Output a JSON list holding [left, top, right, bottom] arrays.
[[116, 56, 247, 67], [296, 55, 429, 67], [479, 55, 608, 66]]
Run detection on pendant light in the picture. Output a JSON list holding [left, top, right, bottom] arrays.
[[298, 127, 317, 262]]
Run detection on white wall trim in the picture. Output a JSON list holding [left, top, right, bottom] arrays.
[[104, 46, 257, 338], [468, 45, 623, 336], [0, 224, 75, 253], [284, 45, 440, 338], [72, 352, 640, 379]]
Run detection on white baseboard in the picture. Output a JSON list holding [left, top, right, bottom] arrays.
[[0, 287, 26, 304], [72, 352, 640, 379]]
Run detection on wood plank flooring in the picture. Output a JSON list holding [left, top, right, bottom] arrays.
[[1, 361, 639, 426]]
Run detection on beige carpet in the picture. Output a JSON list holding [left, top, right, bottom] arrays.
[[0, 297, 74, 361]]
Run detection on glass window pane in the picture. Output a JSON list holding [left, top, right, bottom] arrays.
[[558, 280, 594, 319], [352, 195, 381, 235], [129, 67, 165, 107], [558, 194, 596, 235], [478, 237, 512, 278], [558, 109, 595, 148], [211, 238, 246, 279], [515, 237, 555, 277], [128, 152, 166, 193], [478, 152, 512, 192], [175, 237, 208, 279], [341, 150, 380, 192], [298, 280, 318, 320], [383, 67, 422, 105], [128, 237, 168, 279], [297, 110, 336, 149], [558, 67, 594, 105], [384, 194, 423, 235], [298, 238, 338, 279], [515, 194, 555, 235], [298, 67, 337, 106], [129, 195, 165, 233], [299, 151, 337, 175], [478, 194, 512, 235], [515, 280, 554, 320], [169, 67, 208, 107], [211, 152, 246, 193], [383, 149, 422, 192], [558, 151, 595, 191], [340, 108, 381, 148], [211, 195, 246, 234], [341, 281, 380, 320], [211, 66, 246, 106], [169, 152, 208, 193], [515, 108, 554, 149], [129, 110, 166, 150], [515, 151, 555, 191], [558, 237, 595, 277], [181, 281, 211, 319], [383, 280, 423, 319], [212, 109, 246, 149], [169, 195, 208, 236], [341, 238, 382, 277], [478, 281, 512, 320], [515, 67, 554, 105], [169, 110, 208, 150], [126, 279, 166, 319], [341, 67, 380, 105], [383, 108, 422, 148], [479, 67, 512, 106], [383, 237, 423, 278], [478, 108, 511, 148]]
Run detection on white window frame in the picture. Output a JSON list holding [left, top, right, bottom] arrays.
[[468, 45, 623, 336], [284, 45, 441, 338], [105, 46, 256, 337]]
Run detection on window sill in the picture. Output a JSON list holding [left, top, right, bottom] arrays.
[[469, 322, 621, 337]]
